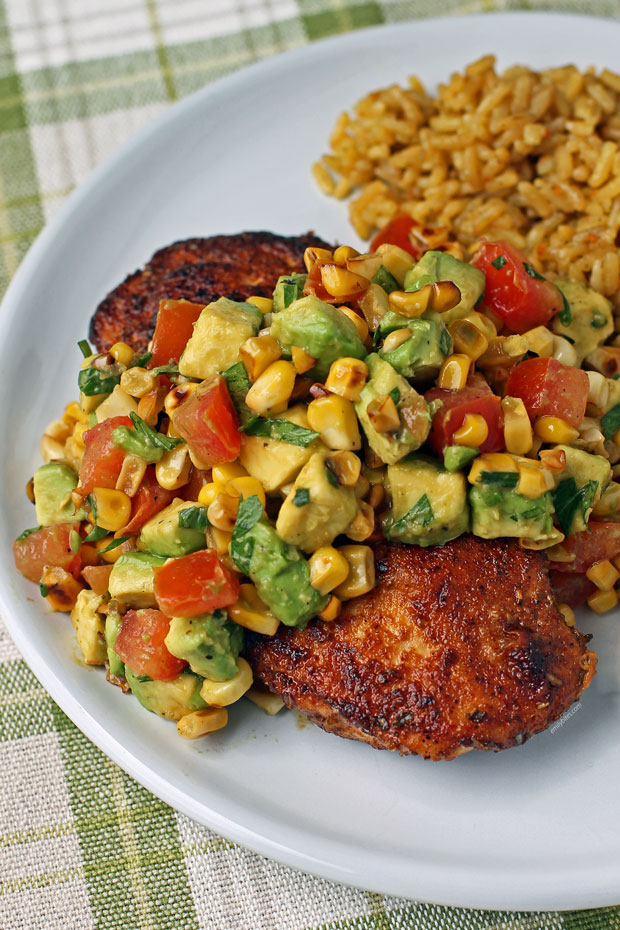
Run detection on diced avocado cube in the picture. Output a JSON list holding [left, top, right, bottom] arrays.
[[139, 498, 207, 557], [276, 452, 358, 552], [403, 251, 485, 324], [70, 589, 107, 665], [108, 551, 166, 609], [33, 462, 84, 526], [552, 445, 610, 533], [240, 404, 326, 492], [270, 295, 366, 381], [371, 265, 400, 294], [164, 610, 242, 681], [386, 455, 469, 546], [443, 445, 479, 473], [552, 279, 614, 364], [179, 297, 262, 380], [470, 482, 555, 541], [104, 609, 124, 677], [355, 354, 431, 465], [379, 319, 452, 381], [229, 518, 328, 627], [126, 669, 207, 721], [272, 273, 307, 312]]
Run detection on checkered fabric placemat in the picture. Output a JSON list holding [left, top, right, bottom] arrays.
[[2, 1, 620, 928]]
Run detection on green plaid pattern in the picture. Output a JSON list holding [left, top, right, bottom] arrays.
[[2, 2, 620, 927]]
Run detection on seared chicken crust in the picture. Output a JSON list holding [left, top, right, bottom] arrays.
[[247, 536, 596, 760]]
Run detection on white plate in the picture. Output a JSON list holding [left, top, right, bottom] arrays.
[[2, 12, 620, 912]]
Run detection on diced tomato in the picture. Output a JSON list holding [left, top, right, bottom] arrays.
[[148, 299, 205, 369], [471, 240, 564, 333], [171, 374, 241, 469], [81, 564, 114, 596], [370, 213, 421, 258], [13, 523, 80, 583], [114, 608, 187, 681], [505, 357, 588, 429], [154, 550, 240, 618], [425, 377, 504, 455], [119, 466, 175, 535], [78, 416, 132, 496], [549, 522, 620, 574], [179, 466, 212, 502], [549, 570, 596, 608]]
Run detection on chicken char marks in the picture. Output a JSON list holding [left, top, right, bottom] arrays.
[[89, 231, 331, 353], [247, 536, 596, 761]]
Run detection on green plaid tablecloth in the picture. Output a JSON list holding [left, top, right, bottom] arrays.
[[2, 2, 620, 928]]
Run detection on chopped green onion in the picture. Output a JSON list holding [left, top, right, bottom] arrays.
[[69, 530, 82, 553], [83, 524, 108, 543], [479, 471, 519, 489], [178, 506, 209, 531], [388, 386, 401, 406], [241, 418, 319, 447], [293, 488, 310, 507], [16, 526, 41, 541], [77, 339, 92, 358], [39, 582, 48, 598], [601, 402, 620, 440], [491, 255, 507, 270], [557, 291, 572, 327], [98, 536, 130, 554], [522, 261, 546, 281]]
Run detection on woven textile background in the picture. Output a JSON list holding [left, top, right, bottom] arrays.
[[2, 1, 620, 928]]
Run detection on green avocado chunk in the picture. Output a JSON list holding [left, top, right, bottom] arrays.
[[108, 551, 167, 609], [385, 455, 469, 546], [139, 499, 207, 557], [552, 444, 610, 534], [470, 483, 555, 541], [443, 445, 479, 473], [270, 295, 366, 380], [126, 669, 207, 721], [33, 462, 84, 526], [552, 279, 614, 364], [104, 609, 125, 678], [379, 319, 452, 381], [179, 297, 262, 380], [272, 273, 307, 312], [403, 251, 485, 324], [164, 610, 242, 681]]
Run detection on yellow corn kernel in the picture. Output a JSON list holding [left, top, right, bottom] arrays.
[[346, 252, 382, 280], [43, 417, 72, 442], [368, 483, 385, 510], [155, 445, 191, 491], [437, 354, 471, 391], [501, 396, 533, 455], [198, 482, 224, 507], [447, 320, 488, 361], [245, 687, 285, 715], [72, 421, 90, 449], [92, 488, 132, 532], [164, 382, 198, 417], [366, 394, 400, 433], [462, 311, 497, 339], [207, 492, 239, 532], [226, 475, 266, 508], [246, 295, 273, 314], [333, 245, 360, 264], [206, 526, 232, 557], [40, 434, 66, 464], [306, 394, 361, 451], [116, 454, 148, 496], [337, 305, 369, 342], [324, 357, 369, 402], [586, 559, 620, 591], [245, 360, 296, 416], [138, 386, 167, 427], [95, 537, 129, 563], [452, 413, 488, 448], [388, 289, 429, 319], [212, 462, 247, 484], [239, 334, 282, 381], [228, 584, 279, 635], [477, 335, 528, 369], [523, 326, 554, 358], [303, 246, 333, 272], [468, 453, 518, 485], [320, 264, 368, 298], [291, 346, 316, 374], [120, 366, 159, 398], [63, 400, 88, 425], [200, 658, 253, 707], [519, 528, 564, 550], [318, 595, 342, 622], [517, 462, 550, 499], [534, 416, 580, 443], [587, 587, 619, 614], [358, 283, 389, 330], [382, 328, 411, 354], [177, 707, 228, 739], [374, 243, 415, 285], [346, 501, 375, 542], [325, 451, 361, 488], [309, 546, 350, 596], [334, 545, 375, 599], [109, 342, 134, 367], [40, 565, 84, 612], [558, 603, 576, 627]]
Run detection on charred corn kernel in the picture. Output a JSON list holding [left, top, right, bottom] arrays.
[[40, 434, 66, 463], [324, 357, 369, 402], [245, 687, 285, 715], [452, 413, 488, 448], [239, 334, 282, 381], [468, 453, 518, 485], [320, 264, 368, 298], [212, 462, 247, 484], [477, 335, 528, 368], [206, 526, 233, 557], [358, 283, 389, 330], [116, 454, 148, 496], [138, 386, 167, 427], [92, 488, 132, 532], [593, 481, 620, 516], [552, 334, 578, 366], [447, 320, 488, 361], [226, 475, 266, 508], [523, 326, 554, 358], [368, 483, 385, 510], [354, 473, 371, 499], [366, 394, 401, 433], [334, 545, 375, 599], [291, 346, 316, 374], [534, 416, 580, 443], [318, 595, 342, 622], [63, 400, 88, 425], [229, 584, 279, 635], [303, 246, 333, 272], [41, 565, 84, 612], [429, 281, 462, 313], [501, 396, 533, 455], [200, 658, 253, 707], [586, 559, 620, 591], [44, 418, 72, 442], [346, 501, 375, 542], [587, 587, 619, 614], [164, 382, 198, 417], [198, 482, 224, 507], [519, 528, 564, 550], [517, 462, 550, 499], [72, 421, 90, 448], [462, 311, 497, 339], [25, 477, 35, 503], [177, 707, 228, 739], [345, 252, 382, 280], [558, 603, 576, 627], [109, 342, 134, 366], [437, 354, 471, 391], [337, 305, 369, 342], [245, 360, 296, 416], [325, 450, 361, 488], [586, 371, 609, 412], [382, 328, 411, 354], [375, 243, 415, 285], [120, 366, 158, 398], [333, 245, 360, 263], [388, 289, 429, 319], [155, 445, 191, 491], [246, 295, 273, 313], [306, 394, 361, 451], [207, 492, 239, 532], [309, 546, 350, 595]]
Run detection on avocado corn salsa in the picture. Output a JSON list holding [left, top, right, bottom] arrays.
[[13, 235, 620, 740]]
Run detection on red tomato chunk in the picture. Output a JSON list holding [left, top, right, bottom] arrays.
[[78, 416, 131, 496], [472, 240, 563, 333], [549, 570, 596, 609], [119, 466, 175, 535], [370, 213, 421, 258], [154, 549, 240, 618], [549, 522, 620, 574], [425, 378, 504, 455], [148, 299, 205, 369], [171, 374, 241, 469], [505, 357, 588, 429], [114, 608, 187, 681], [13, 523, 80, 583]]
